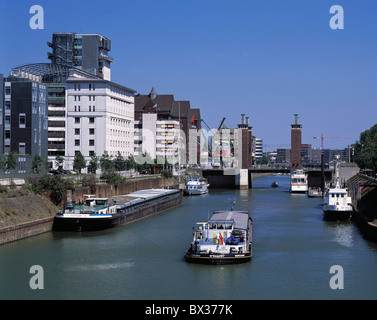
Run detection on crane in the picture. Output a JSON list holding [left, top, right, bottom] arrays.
[[313, 133, 350, 149]]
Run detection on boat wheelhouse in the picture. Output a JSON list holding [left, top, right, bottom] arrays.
[[185, 210, 253, 264], [184, 175, 209, 195], [290, 169, 308, 193]]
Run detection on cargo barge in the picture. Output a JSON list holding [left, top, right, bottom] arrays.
[[53, 188, 182, 232], [185, 209, 253, 265]]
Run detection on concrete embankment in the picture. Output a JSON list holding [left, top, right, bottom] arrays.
[[0, 176, 177, 245]]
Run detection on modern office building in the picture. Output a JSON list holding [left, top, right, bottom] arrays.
[[0, 73, 48, 174], [65, 69, 135, 172], [291, 114, 302, 169], [212, 114, 253, 169], [47, 32, 113, 80], [134, 88, 201, 165], [134, 114, 183, 164], [12, 32, 115, 165], [253, 138, 263, 160]]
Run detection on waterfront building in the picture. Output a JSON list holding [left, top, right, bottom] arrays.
[[212, 114, 253, 169], [12, 32, 115, 166], [134, 113, 183, 164], [65, 69, 135, 172], [277, 148, 290, 163], [0, 73, 48, 175], [291, 114, 302, 169], [134, 88, 201, 165], [253, 138, 263, 160], [47, 32, 113, 81]]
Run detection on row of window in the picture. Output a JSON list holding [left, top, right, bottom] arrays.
[[73, 95, 96, 101], [74, 117, 95, 124], [73, 83, 96, 91], [74, 105, 96, 112], [75, 140, 95, 146], [75, 128, 95, 135]]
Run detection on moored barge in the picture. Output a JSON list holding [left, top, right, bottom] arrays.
[[53, 188, 182, 232], [185, 209, 253, 265]]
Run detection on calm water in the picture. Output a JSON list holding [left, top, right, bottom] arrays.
[[1, 175, 377, 300]]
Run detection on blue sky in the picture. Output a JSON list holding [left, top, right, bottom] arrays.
[[1, 0, 377, 151]]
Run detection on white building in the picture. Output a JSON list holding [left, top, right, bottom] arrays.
[[134, 113, 183, 165], [65, 69, 135, 171], [254, 138, 263, 159]]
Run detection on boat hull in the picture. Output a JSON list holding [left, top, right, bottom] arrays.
[[185, 248, 252, 265], [185, 189, 208, 196], [53, 213, 125, 232], [323, 209, 352, 221]]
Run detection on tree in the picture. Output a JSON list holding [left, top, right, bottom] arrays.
[[125, 155, 137, 170], [113, 151, 126, 171], [352, 124, 377, 173], [6, 153, 17, 173], [73, 151, 86, 173], [55, 155, 64, 169], [88, 154, 99, 173], [100, 151, 112, 171], [101, 169, 125, 187], [31, 154, 43, 174]]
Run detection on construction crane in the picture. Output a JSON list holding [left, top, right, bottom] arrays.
[[313, 133, 350, 149]]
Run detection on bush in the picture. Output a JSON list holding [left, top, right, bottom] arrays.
[[101, 170, 126, 187]]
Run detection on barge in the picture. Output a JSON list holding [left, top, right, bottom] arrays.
[[185, 209, 253, 265], [53, 188, 182, 232]]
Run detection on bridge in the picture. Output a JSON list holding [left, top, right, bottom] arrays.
[[202, 166, 333, 189]]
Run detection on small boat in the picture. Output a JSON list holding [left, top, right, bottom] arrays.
[[308, 187, 322, 198], [185, 201, 253, 264], [323, 156, 353, 221], [271, 181, 278, 188], [184, 175, 209, 195], [290, 169, 308, 193]]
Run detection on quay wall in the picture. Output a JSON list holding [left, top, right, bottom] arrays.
[[0, 217, 54, 245], [0, 176, 177, 245]]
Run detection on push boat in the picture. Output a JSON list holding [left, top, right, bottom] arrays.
[[271, 181, 278, 188], [185, 203, 252, 264], [290, 169, 308, 193], [184, 175, 209, 195], [323, 156, 353, 221]]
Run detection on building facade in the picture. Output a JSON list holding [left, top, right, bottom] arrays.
[[65, 69, 135, 171], [134, 88, 201, 166], [0, 74, 48, 175], [48, 32, 113, 81]]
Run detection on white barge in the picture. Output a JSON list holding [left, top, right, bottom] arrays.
[[185, 209, 253, 265]]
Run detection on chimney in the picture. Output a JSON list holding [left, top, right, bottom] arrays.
[[245, 116, 250, 126], [294, 114, 299, 125], [241, 114, 245, 125]]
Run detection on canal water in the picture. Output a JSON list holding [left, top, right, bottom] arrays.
[[1, 175, 377, 300]]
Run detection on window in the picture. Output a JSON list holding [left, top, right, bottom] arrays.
[[5, 131, 10, 139], [93, 105, 95, 112], [19, 143, 26, 155], [89, 128, 95, 135], [89, 140, 95, 146], [75, 140, 80, 146], [89, 151, 95, 157], [5, 116, 10, 125], [89, 106, 91, 112], [5, 86, 10, 95], [75, 128, 80, 135], [19, 114, 26, 128], [93, 84, 95, 91], [75, 117, 80, 124], [89, 117, 95, 124]]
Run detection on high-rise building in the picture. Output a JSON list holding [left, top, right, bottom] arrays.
[[47, 32, 113, 80], [291, 114, 302, 169], [134, 88, 201, 165], [253, 138, 263, 160], [65, 69, 135, 172], [0, 74, 48, 174]]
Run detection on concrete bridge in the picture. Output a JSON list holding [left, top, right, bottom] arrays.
[[201, 166, 333, 189]]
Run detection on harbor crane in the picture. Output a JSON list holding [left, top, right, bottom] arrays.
[[313, 133, 350, 149]]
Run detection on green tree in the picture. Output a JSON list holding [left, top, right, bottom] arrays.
[[88, 154, 99, 173], [353, 123, 377, 173], [31, 154, 43, 174], [113, 151, 126, 171], [6, 153, 17, 172], [100, 151, 112, 171], [101, 169, 125, 187], [73, 151, 86, 173], [55, 155, 64, 169]]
